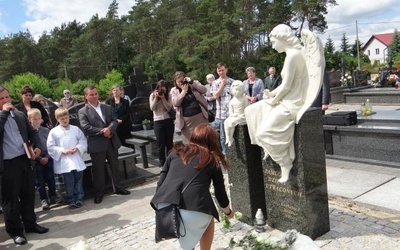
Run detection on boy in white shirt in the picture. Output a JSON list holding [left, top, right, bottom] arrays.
[[47, 108, 87, 209]]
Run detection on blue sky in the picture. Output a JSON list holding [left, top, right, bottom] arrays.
[[0, 0, 400, 49]]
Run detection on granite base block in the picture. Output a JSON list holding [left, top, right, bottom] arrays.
[[263, 109, 330, 239], [227, 124, 266, 225]]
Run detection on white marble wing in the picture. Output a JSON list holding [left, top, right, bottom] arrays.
[[295, 29, 325, 123]]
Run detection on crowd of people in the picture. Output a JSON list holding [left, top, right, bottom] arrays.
[[0, 51, 329, 247], [0, 84, 132, 245]]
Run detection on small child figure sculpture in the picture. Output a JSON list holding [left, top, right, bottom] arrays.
[[224, 80, 248, 147]]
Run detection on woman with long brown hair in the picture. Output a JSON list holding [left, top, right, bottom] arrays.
[[151, 123, 234, 249], [149, 80, 175, 167]]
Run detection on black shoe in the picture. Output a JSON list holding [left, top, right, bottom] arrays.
[[94, 195, 103, 204], [25, 224, 49, 234], [12, 235, 27, 245], [115, 189, 131, 195]]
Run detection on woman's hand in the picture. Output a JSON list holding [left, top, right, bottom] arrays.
[[181, 83, 189, 93], [223, 206, 234, 219], [154, 90, 162, 99]]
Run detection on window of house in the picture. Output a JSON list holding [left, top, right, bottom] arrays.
[[367, 50, 370, 56], [375, 48, 379, 55]]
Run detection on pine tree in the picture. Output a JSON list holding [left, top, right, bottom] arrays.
[[106, 0, 119, 19], [388, 29, 400, 63], [325, 37, 335, 53], [340, 33, 350, 55]]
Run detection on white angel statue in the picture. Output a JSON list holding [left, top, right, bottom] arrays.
[[245, 24, 325, 183]]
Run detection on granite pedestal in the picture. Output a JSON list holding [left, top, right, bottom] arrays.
[[324, 109, 400, 167], [263, 109, 330, 239], [227, 124, 266, 225], [344, 87, 400, 104]]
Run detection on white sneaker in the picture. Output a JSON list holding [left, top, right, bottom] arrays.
[[41, 199, 50, 211]]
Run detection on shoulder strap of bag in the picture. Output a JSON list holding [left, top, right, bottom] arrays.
[[196, 99, 208, 111], [181, 168, 203, 195], [175, 168, 203, 238]]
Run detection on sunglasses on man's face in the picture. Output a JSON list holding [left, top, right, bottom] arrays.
[[64, 92, 70, 94]]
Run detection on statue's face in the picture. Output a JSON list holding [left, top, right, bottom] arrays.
[[270, 37, 284, 53], [231, 82, 244, 97]]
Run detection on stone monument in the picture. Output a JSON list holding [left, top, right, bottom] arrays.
[[243, 24, 330, 238], [245, 24, 324, 183], [226, 124, 266, 225], [130, 97, 153, 131], [263, 108, 330, 239]]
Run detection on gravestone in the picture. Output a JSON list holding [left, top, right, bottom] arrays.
[[67, 103, 85, 129], [227, 124, 266, 225], [44, 98, 61, 126], [327, 71, 341, 88], [263, 109, 330, 239], [354, 71, 369, 87], [136, 82, 155, 98], [124, 84, 136, 100], [130, 97, 153, 131]]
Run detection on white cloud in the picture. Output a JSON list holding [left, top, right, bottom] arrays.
[[21, 0, 136, 39], [326, 0, 396, 24], [320, 0, 400, 49]]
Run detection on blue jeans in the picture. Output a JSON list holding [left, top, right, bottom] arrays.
[[63, 170, 84, 205], [34, 158, 56, 200], [214, 118, 226, 155]]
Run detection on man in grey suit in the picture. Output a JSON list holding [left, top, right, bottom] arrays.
[[79, 86, 130, 204], [264, 66, 281, 91]]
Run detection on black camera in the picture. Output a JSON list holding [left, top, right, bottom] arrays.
[[157, 89, 164, 95], [181, 78, 193, 85]]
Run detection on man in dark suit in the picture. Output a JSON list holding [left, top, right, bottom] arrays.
[[264, 66, 281, 91], [0, 85, 49, 245], [311, 71, 330, 112], [78, 86, 130, 204]]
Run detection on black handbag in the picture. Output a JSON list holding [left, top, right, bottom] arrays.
[[168, 108, 176, 120], [207, 110, 215, 123], [155, 169, 203, 243], [155, 204, 182, 242], [195, 97, 215, 123]]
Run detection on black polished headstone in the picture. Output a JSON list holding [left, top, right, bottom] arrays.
[[327, 71, 341, 88], [135, 82, 154, 98], [44, 99, 60, 126], [130, 97, 153, 127], [227, 124, 266, 225], [68, 103, 85, 129], [124, 84, 136, 100], [354, 71, 369, 87], [263, 109, 330, 239]]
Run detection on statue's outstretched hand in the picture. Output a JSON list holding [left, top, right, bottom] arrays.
[[262, 89, 270, 99]]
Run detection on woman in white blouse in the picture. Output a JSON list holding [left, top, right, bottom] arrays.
[[149, 80, 175, 167]]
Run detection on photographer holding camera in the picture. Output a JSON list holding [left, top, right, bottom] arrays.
[[149, 80, 175, 167], [171, 71, 208, 144]]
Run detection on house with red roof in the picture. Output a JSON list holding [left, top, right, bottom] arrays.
[[362, 33, 393, 65]]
